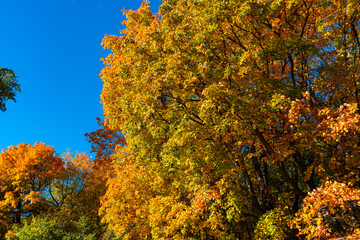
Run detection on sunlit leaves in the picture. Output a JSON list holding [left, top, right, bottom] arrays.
[[99, 0, 360, 239], [0, 143, 64, 226], [254, 208, 292, 240], [292, 181, 360, 239]]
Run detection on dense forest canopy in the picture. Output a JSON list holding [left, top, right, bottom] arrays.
[[1, 0, 360, 239]]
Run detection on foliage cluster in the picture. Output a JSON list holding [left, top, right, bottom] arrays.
[[0, 144, 111, 239], [0, 68, 20, 112]]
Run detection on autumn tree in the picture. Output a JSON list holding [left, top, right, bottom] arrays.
[[46, 153, 93, 215], [44, 152, 107, 238], [99, 0, 360, 239], [85, 117, 125, 162], [0, 68, 20, 112], [1, 149, 110, 239], [0, 143, 64, 237], [292, 181, 360, 239]]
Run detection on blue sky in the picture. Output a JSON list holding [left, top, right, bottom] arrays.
[[0, 0, 162, 157]]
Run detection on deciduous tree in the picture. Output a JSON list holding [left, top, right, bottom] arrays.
[[0, 143, 64, 226], [99, 0, 360, 238], [85, 117, 125, 162], [292, 181, 360, 240], [46, 152, 106, 237], [0, 68, 20, 112]]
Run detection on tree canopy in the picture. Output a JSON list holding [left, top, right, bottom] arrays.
[[99, 0, 360, 239], [0, 143, 64, 225]]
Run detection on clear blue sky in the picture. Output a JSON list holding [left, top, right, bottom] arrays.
[[0, 0, 162, 157]]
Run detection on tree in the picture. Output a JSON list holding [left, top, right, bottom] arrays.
[[0, 68, 20, 112], [46, 152, 104, 237], [0, 143, 64, 228], [46, 152, 93, 213], [292, 181, 360, 239], [85, 117, 125, 162], [99, 0, 360, 239]]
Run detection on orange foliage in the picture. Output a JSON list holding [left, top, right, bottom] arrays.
[[85, 117, 125, 162], [98, 0, 360, 238], [292, 181, 360, 239], [0, 143, 64, 225]]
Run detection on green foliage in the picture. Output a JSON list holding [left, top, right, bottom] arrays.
[[74, 216, 96, 240], [6, 217, 65, 240], [254, 208, 292, 240], [0, 68, 20, 112], [6, 216, 97, 240]]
